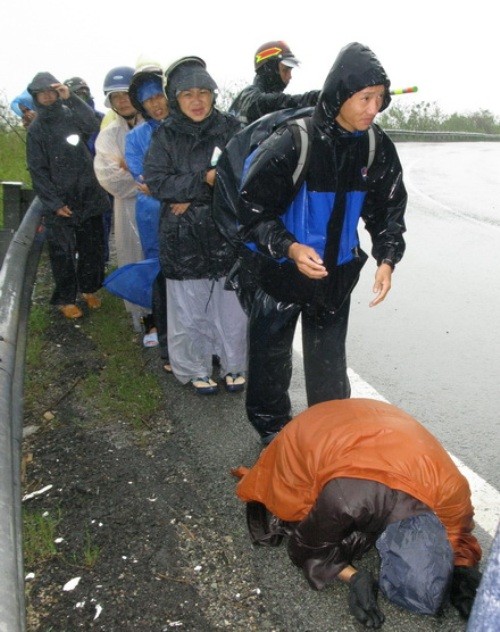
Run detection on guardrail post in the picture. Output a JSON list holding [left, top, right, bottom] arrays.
[[2, 181, 35, 227], [1, 182, 34, 268], [0, 229, 15, 268]]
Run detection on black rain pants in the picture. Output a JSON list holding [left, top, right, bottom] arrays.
[[46, 215, 104, 305], [246, 288, 351, 442]]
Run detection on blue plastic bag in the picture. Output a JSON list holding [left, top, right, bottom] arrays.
[[103, 258, 160, 309]]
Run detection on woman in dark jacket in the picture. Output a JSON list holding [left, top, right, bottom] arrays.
[[143, 57, 247, 394], [26, 72, 110, 319]]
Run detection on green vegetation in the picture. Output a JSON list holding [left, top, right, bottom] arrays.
[[23, 509, 61, 568], [24, 304, 51, 367], [79, 291, 164, 430], [23, 508, 101, 569], [378, 101, 500, 134], [24, 263, 165, 432], [82, 530, 101, 568], [0, 91, 31, 225]]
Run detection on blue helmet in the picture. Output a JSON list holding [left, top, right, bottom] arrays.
[[102, 66, 134, 107]]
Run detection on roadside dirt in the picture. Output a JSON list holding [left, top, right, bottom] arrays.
[[21, 259, 276, 632], [21, 255, 469, 632]]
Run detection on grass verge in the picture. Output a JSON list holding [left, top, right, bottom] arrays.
[[23, 509, 61, 568], [23, 254, 166, 571], [24, 254, 164, 433]]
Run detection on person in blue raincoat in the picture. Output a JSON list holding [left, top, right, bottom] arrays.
[[125, 65, 170, 366], [10, 89, 36, 128], [467, 523, 500, 631]]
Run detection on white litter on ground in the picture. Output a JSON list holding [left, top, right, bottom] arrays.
[[63, 577, 81, 591]]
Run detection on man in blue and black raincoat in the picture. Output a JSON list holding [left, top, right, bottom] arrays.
[[223, 42, 408, 445]]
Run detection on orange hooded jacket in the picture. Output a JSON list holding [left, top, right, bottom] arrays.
[[236, 398, 481, 567]]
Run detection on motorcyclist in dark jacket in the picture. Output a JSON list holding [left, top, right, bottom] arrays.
[[143, 57, 247, 394], [229, 40, 319, 125], [229, 42, 407, 444], [27, 72, 110, 319]]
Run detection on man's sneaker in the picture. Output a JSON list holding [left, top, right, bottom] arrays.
[[59, 304, 83, 319], [224, 373, 245, 393], [82, 293, 102, 310], [190, 376, 218, 395]]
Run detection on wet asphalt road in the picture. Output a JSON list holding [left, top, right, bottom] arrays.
[[348, 142, 500, 490], [168, 143, 499, 630]]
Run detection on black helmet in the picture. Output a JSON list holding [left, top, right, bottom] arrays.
[[65, 76, 89, 92], [129, 65, 164, 116], [65, 76, 92, 103], [254, 41, 300, 71], [102, 66, 134, 107]]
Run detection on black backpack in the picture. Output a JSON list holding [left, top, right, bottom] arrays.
[[213, 106, 315, 251], [213, 106, 377, 252], [213, 108, 376, 312]]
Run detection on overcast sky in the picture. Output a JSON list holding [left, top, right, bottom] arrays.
[[1, 1, 497, 117]]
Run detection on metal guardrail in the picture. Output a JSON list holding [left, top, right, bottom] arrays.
[[386, 129, 500, 142], [0, 197, 44, 632], [1, 182, 35, 268]]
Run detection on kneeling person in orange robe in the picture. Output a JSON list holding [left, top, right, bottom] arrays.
[[233, 398, 482, 628]]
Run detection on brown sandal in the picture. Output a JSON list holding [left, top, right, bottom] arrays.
[[59, 304, 83, 319]]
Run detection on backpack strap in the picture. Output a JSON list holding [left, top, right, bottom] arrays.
[[287, 119, 375, 191], [367, 125, 376, 170], [289, 117, 312, 188]]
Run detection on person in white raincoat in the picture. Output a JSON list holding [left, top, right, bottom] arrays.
[[94, 66, 146, 332]]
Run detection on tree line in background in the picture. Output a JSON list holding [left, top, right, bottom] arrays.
[[1, 89, 500, 199], [377, 100, 500, 134]]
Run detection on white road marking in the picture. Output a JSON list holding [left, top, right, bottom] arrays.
[[348, 367, 500, 538], [292, 330, 500, 537]]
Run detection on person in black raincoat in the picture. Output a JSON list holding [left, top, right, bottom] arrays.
[[229, 40, 319, 126], [143, 57, 247, 394], [64, 76, 113, 266], [223, 42, 407, 444], [27, 72, 110, 319]]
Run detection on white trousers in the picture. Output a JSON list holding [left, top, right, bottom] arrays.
[[167, 277, 248, 384]]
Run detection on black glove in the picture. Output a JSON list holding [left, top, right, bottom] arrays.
[[348, 569, 385, 628], [450, 566, 482, 620]]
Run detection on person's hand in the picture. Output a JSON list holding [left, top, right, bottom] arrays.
[[370, 263, 392, 307], [450, 566, 482, 620], [136, 182, 151, 195], [204, 168, 216, 187], [21, 109, 36, 128], [348, 570, 385, 628], [170, 202, 190, 216], [51, 82, 70, 100], [55, 205, 72, 218], [287, 242, 328, 279]]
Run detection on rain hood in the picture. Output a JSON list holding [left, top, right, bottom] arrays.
[[314, 42, 391, 130], [28, 72, 60, 97]]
